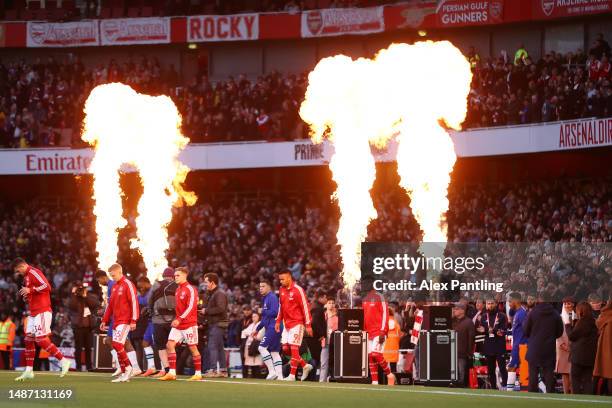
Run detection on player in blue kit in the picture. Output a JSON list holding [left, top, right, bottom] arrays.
[[507, 292, 528, 390], [254, 279, 284, 380]]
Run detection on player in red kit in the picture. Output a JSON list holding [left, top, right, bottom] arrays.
[[13, 258, 71, 381], [100, 263, 139, 383], [362, 278, 396, 386], [275, 270, 313, 381], [158, 267, 202, 381]]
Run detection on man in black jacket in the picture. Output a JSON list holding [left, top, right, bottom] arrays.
[[305, 290, 326, 380], [148, 267, 177, 377], [523, 301, 564, 393], [68, 283, 100, 371], [453, 303, 475, 387], [475, 298, 508, 390], [201, 273, 229, 377]]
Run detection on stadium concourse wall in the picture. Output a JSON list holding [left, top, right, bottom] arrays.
[[0, 116, 610, 175], [0, 2, 611, 82]]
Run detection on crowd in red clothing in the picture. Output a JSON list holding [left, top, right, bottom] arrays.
[[464, 36, 611, 128]]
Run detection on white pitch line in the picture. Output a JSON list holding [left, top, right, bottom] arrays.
[[5, 371, 611, 405]]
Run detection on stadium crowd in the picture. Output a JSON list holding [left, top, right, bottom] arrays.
[[1, 35, 610, 148], [0, 176, 610, 392], [1, 0, 401, 20]]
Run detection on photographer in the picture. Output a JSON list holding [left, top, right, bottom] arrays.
[[68, 282, 100, 371]]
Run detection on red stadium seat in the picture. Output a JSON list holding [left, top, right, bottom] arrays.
[[49, 8, 65, 20], [317, 0, 332, 9], [141, 6, 152, 17], [21, 9, 34, 19], [303, 0, 317, 10], [28, 1, 41, 10], [111, 6, 124, 17], [5, 9, 19, 20], [46, 0, 58, 9], [33, 9, 47, 20], [127, 6, 138, 17], [100, 7, 111, 18]]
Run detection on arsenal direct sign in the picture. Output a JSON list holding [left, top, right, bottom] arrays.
[[301, 7, 384, 38], [535, 0, 612, 18], [26, 21, 99, 47], [100, 18, 170, 46], [187, 14, 259, 42]]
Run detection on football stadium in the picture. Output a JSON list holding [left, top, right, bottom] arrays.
[[0, 1, 611, 408]]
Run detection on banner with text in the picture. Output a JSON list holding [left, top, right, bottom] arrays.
[[436, 0, 504, 27], [0, 117, 610, 175], [100, 17, 170, 46], [301, 6, 384, 38], [534, 0, 612, 19], [187, 14, 259, 42], [26, 21, 99, 47]]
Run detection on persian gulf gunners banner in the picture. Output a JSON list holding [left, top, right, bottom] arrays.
[[301, 6, 384, 38], [187, 14, 259, 42], [26, 21, 99, 47], [100, 18, 170, 46], [436, 0, 504, 27]]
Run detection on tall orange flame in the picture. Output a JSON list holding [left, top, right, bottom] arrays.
[[82, 83, 196, 281]]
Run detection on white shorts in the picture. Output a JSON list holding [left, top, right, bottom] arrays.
[[112, 324, 131, 344], [26, 311, 52, 337], [368, 335, 386, 354], [281, 324, 304, 346], [168, 326, 198, 346]]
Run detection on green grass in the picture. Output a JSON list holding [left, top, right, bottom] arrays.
[[0, 371, 610, 408]]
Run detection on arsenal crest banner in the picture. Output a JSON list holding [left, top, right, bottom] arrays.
[[26, 21, 99, 47], [301, 6, 384, 38], [534, 0, 612, 19], [100, 18, 170, 46]]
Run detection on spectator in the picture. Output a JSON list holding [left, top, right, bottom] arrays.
[[556, 298, 574, 394], [452, 303, 475, 387], [239, 305, 253, 378], [319, 298, 337, 382], [0, 312, 16, 369], [589, 33, 611, 60], [514, 44, 529, 66], [241, 311, 263, 378], [201, 272, 229, 378], [566, 302, 598, 394], [523, 300, 564, 393], [593, 300, 612, 396]]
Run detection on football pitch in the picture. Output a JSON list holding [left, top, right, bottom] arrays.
[[0, 372, 610, 408]]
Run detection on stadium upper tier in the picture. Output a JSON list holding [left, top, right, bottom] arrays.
[[1, 0, 392, 20], [0, 41, 610, 148]]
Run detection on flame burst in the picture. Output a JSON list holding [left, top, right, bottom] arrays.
[[82, 83, 196, 281], [300, 41, 471, 289], [377, 42, 472, 243]]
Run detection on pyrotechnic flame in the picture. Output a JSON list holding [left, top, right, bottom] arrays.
[[300, 41, 471, 289], [377, 42, 471, 244], [300, 56, 394, 290], [82, 83, 196, 281]]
